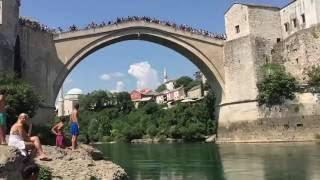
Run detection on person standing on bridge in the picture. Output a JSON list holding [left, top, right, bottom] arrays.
[[0, 89, 7, 144], [69, 103, 80, 150]]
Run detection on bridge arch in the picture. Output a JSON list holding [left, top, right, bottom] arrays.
[[53, 23, 225, 103]]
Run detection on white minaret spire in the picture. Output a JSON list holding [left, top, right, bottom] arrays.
[[163, 67, 168, 83], [57, 84, 65, 117]]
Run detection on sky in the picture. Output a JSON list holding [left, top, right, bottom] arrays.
[[20, 0, 289, 94]]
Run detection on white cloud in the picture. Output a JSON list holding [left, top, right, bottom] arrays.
[[100, 74, 111, 80], [111, 81, 125, 92], [111, 72, 125, 77], [99, 72, 125, 81], [128, 61, 160, 90]]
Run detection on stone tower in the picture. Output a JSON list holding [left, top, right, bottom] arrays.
[[0, 0, 20, 72]]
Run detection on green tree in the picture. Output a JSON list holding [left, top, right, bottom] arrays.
[[88, 119, 99, 141], [257, 64, 297, 107], [115, 92, 134, 113], [0, 74, 40, 126], [304, 65, 320, 86], [186, 80, 201, 91], [175, 76, 193, 88], [155, 84, 166, 92]]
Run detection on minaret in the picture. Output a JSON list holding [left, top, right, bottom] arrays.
[[163, 67, 168, 83], [57, 85, 65, 117]]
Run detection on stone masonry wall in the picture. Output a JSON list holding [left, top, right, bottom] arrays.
[[218, 93, 320, 143], [218, 24, 320, 142], [247, 6, 282, 44], [0, 0, 19, 73], [225, 4, 250, 41], [272, 24, 320, 83], [18, 26, 63, 124]]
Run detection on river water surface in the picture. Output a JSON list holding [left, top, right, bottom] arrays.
[[94, 143, 320, 180]]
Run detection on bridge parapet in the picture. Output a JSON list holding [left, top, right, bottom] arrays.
[[53, 21, 225, 46]]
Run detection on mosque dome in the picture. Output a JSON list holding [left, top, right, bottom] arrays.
[[67, 88, 83, 95]]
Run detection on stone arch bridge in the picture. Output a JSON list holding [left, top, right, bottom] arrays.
[[53, 21, 225, 102], [8, 15, 261, 141], [3, 0, 320, 142]]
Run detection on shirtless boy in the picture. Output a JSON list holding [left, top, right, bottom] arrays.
[[70, 103, 80, 150]]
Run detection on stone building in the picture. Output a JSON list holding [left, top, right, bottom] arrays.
[[219, 0, 320, 142], [187, 85, 202, 100], [226, 0, 320, 41], [57, 88, 83, 116], [281, 0, 320, 38]]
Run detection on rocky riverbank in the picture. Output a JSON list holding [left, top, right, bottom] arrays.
[[0, 144, 128, 180]]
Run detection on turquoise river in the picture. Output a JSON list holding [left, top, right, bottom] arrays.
[[94, 143, 320, 180]]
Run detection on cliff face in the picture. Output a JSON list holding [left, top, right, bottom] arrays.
[[0, 145, 128, 180]]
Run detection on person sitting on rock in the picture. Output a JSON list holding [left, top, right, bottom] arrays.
[[8, 113, 51, 161], [51, 116, 65, 148]]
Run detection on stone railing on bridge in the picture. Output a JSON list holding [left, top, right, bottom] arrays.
[[18, 16, 226, 42], [57, 17, 226, 40], [53, 20, 225, 46]]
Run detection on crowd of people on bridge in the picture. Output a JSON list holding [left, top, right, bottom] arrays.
[[19, 16, 226, 40], [19, 17, 56, 33], [67, 16, 227, 40]]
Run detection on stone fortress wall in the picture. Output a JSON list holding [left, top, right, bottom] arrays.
[[219, 0, 320, 142], [0, 0, 58, 124], [0, 0, 19, 73]]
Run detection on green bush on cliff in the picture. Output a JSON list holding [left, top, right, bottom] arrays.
[[304, 65, 320, 86], [0, 73, 40, 127], [257, 64, 297, 107]]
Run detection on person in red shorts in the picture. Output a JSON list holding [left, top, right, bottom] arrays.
[[51, 116, 66, 148]]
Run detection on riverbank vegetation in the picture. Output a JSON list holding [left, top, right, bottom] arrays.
[[304, 65, 320, 93], [76, 79, 216, 143], [257, 64, 297, 107], [0, 73, 40, 127]]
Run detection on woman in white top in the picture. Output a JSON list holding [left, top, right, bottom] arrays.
[[8, 113, 50, 161]]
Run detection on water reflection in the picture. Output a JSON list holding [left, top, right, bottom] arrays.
[[219, 143, 320, 180], [95, 143, 320, 180]]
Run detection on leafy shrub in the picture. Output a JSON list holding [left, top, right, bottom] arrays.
[[0, 73, 40, 127], [101, 136, 114, 142], [146, 125, 158, 138], [257, 64, 297, 107], [89, 176, 99, 180], [304, 65, 320, 86], [38, 166, 52, 180]]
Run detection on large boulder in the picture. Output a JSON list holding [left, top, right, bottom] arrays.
[[0, 145, 128, 180], [36, 145, 128, 180], [205, 134, 217, 143]]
